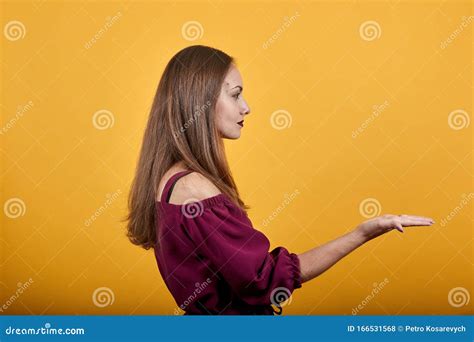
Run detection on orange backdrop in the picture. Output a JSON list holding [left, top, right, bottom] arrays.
[[1, 0, 472, 315]]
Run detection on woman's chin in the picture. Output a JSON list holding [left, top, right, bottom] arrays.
[[221, 130, 242, 140]]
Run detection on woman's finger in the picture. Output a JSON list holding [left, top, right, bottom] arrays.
[[400, 217, 434, 227], [399, 214, 434, 222], [394, 224, 404, 233]]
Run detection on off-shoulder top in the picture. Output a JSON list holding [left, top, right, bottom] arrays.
[[153, 170, 302, 315]]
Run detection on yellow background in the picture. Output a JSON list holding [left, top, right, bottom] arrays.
[[1, 0, 472, 315]]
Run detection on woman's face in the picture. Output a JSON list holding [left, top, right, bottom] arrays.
[[215, 65, 251, 139]]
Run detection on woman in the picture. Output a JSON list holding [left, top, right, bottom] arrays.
[[125, 45, 434, 315]]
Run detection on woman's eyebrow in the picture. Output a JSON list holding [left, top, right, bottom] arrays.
[[230, 85, 243, 91]]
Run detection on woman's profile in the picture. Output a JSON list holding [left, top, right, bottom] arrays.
[[124, 45, 434, 315]]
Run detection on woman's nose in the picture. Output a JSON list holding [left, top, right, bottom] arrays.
[[241, 101, 250, 115]]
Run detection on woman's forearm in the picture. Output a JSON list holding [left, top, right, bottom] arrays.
[[297, 229, 367, 283], [296, 214, 434, 283]]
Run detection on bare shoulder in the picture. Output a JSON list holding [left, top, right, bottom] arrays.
[[169, 172, 222, 204]]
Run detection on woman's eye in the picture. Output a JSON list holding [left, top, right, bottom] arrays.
[[232, 93, 240, 99]]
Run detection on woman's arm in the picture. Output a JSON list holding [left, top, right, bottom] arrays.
[[297, 214, 434, 283], [298, 229, 366, 283]]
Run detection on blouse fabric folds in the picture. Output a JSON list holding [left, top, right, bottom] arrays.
[[153, 170, 302, 315]]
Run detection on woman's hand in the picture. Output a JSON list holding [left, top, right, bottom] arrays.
[[298, 214, 435, 283], [355, 214, 435, 241]]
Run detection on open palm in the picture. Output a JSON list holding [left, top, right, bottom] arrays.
[[356, 214, 435, 241]]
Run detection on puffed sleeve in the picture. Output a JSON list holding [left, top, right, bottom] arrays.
[[181, 197, 302, 307]]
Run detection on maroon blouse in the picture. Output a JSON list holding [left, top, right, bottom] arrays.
[[153, 170, 302, 315]]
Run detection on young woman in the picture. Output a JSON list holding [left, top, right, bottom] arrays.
[[125, 45, 434, 315]]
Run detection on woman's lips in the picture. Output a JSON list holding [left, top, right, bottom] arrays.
[[237, 120, 244, 127]]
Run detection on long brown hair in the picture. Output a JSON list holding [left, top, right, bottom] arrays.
[[124, 45, 249, 250]]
